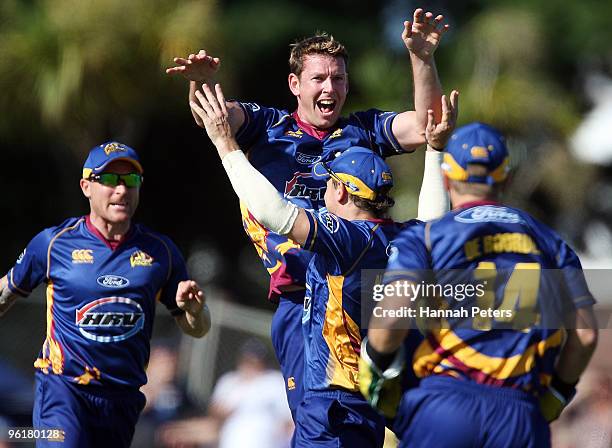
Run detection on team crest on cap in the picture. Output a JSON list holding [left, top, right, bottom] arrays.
[[130, 250, 153, 267], [103, 142, 128, 155], [72, 249, 94, 264], [470, 146, 490, 159], [382, 172, 392, 181]]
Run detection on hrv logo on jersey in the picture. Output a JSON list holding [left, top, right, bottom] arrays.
[[285, 172, 325, 202], [76, 297, 144, 343]]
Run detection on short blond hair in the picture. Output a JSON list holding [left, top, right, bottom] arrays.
[[289, 33, 348, 76]]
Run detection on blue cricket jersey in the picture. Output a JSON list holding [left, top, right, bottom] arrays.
[[6, 216, 187, 389], [301, 210, 420, 392], [385, 201, 595, 395], [235, 103, 409, 300]]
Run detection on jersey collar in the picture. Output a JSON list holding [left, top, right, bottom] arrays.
[[454, 200, 500, 210], [291, 111, 336, 141], [85, 215, 133, 250]]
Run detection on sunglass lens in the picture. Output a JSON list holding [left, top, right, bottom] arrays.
[[122, 173, 143, 188], [98, 173, 120, 187]]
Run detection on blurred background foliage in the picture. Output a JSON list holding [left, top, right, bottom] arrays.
[[1, 0, 612, 306]]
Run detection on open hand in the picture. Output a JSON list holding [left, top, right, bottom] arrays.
[[166, 49, 221, 83], [425, 90, 459, 151], [176, 280, 205, 316], [403, 9, 449, 60], [189, 83, 236, 152]]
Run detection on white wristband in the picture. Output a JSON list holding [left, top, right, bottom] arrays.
[[417, 151, 449, 221], [221, 151, 299, 235]]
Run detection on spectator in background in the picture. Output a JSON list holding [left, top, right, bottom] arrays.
[[132, 341, 194, 448], [159, 338, 292, 448]]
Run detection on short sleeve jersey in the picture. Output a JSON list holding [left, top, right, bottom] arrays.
[[384, 202, 595, 394], [301, 210, 420, 392], [235, 103, 408, 300], [6, 217, 187, 388]]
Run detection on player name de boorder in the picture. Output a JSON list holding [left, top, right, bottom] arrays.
[[372, 306, 513, 319]]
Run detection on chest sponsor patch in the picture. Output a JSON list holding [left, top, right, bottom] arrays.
[[97, 275, 130, 288], [76, 297, 144, 343], [295, 152, 322, 165], [455, 206, 525, 224], [284, 172, 325, 202]]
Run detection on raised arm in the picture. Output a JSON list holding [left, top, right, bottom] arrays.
[[0, 275, 20, 317], [416, 90, 458, 221], [189, 83, 311, 245], [392, 8, 449, 150], [166, 50, 245, 133]]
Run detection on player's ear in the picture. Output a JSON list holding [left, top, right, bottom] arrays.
[[80, 178, 91, 199], [288, 73, 300, 97], [337, 184, 349, 204]]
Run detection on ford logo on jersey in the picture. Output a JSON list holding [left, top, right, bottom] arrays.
[[76, 297, 144, 343], [97, 275, 130, 288], [455, 206, 524, 224]]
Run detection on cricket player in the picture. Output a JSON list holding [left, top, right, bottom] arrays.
[[0, 142, 211, 448], [167, 8, 453, 417], [189, 82, 457, 447], [360, 123, 599, 447]]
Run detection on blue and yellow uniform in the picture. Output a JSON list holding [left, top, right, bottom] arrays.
[[6, 215, 187, 447], [383, 123, 595, 448], [235, 102, 409, 415], [294, 209, 418, 447]]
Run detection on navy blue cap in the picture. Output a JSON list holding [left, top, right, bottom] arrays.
[[82, 142, 143, 178], [442, 122, 509, 184], [311, 146, 393, 200]]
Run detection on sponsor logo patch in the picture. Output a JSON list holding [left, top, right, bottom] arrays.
[[287, 377, 296, 390], [455, 206, 524, 224], [130, 251, 153, 267], [75, 297, 144, 343], [284, 172, 325, 202], [16, 249, 26, 264], [72, 249, 94, 264], [318, 212, 340, 233], [97, 275, 130, 288], [296, 152, 321, 165]]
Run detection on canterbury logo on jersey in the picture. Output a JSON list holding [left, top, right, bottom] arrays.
[[285, 172, 325, 202], [72, 249, 94, 263], [130, 250, 153, 267]]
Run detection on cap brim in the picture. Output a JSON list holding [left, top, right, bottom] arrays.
[[311, 162, 331, 180], [93, 157, 143, 175]]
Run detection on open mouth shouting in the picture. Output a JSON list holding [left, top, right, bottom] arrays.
[[316, 98, 337, 117]]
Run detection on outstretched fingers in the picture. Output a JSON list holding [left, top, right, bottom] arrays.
[[215, 84, 228, 116], [201, 84, 224, 119]]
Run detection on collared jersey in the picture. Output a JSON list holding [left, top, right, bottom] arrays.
[[235, 103, 407, 300], [385, 203, 595, 395], [6, 217, 187, 389], [301, 210, 420, 392]]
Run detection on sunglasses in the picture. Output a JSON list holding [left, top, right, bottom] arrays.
[[89, 173, 143, 188], [320, 162, 358, 193]]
